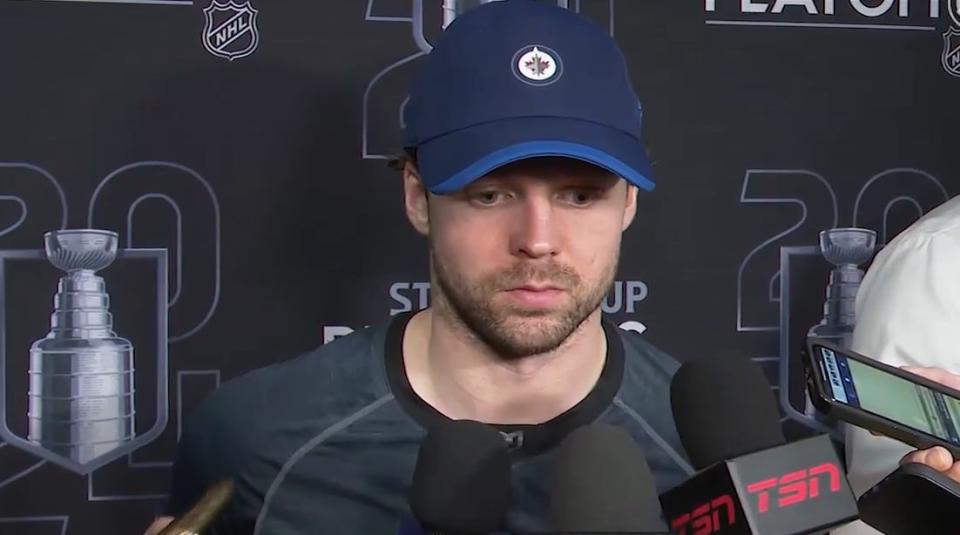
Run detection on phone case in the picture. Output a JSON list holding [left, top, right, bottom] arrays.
[[802, 337, 960, 459], [858, 462, 960, 535]]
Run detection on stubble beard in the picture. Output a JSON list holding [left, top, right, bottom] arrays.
[[431, 247, 618, 360]]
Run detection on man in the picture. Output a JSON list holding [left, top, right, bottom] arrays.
[[148, 2, 693, 533], [147, 1, 960, 533], [833, 195, 960, 534]]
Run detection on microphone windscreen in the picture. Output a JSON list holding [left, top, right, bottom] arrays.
[[549, 423, 666, 533], [409, 419, 511, 534], [671, 355, 786, 470]]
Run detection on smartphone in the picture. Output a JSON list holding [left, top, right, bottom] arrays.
[[858, 462, 960, 535], [803, 338, 960, 458]]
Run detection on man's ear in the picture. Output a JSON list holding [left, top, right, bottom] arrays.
[[622, 184, 638, 231], [403, 162, 430, 236]]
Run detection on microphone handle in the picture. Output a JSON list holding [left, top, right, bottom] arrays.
[[159, 479, 234, 535]]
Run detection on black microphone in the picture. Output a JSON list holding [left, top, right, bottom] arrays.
[[549, 423, 669, 534], [857, 461, 960, 535], [660, 356, 859, 534], [408, 419, 511, 535]]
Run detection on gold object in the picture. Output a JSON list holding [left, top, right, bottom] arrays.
[[159, 479, 234, 535]]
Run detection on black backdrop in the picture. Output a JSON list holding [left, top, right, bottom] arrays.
[[0, 0, 958, 532]]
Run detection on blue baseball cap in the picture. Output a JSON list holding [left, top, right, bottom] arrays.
[[403, 0, 654, 195]]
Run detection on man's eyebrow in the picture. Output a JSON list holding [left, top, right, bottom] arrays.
[[465, 177, 510, 187]]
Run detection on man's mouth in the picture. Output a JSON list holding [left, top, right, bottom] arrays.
[[510, 284, 564, 292], [503, 284, 567, 307]]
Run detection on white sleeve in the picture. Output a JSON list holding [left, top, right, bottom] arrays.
[[831, 228, 960, 534]]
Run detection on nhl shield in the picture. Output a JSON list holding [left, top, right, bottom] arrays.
[[943, 27, 960, 78], [949, 0, 960, 29], [0, 245, 169, 475], [202, 0, 259, 61]]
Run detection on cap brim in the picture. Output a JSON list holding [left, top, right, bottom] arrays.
[[416, 117, 655, 195]]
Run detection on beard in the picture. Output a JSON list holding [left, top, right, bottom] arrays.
[[431, 247, 618, 360]]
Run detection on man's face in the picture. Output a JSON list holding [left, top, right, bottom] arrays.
[[422, 157, 637, 359]]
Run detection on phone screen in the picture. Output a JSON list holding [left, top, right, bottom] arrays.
[[816, 346, 960, 446]]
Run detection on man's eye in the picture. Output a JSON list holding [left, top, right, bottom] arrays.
[[561, 189, 599, 206], [471, 191, 506, 205]]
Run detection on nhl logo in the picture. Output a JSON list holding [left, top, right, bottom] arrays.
[[949, 0, 960, 29], [202, 0, 259, 61], [512, 45, 563, 86], [943, 27, 960, 78]]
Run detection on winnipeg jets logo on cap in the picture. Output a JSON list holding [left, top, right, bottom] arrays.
[[512, 45, 562, 86]]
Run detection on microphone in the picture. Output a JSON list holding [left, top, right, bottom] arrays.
[[158, 479, 234, 535], [549, 423, 669, 534], [857, 461, 960, 534], [660, 356, 859, 534], [408, 419, 511, 535]]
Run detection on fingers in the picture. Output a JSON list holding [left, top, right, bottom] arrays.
[[948, 460, 960, 483], [901, 446, 954, 471], [144, 517, 175, 535], [901, 366, 960, 390]]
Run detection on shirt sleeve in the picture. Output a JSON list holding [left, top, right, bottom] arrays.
[[162, 410, 216, 517], [832, 226, 960, 534], [162, 391, 239, 519]]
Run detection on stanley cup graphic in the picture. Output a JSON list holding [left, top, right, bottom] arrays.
[[27, 229, 135, 464], [442, 0, 505, 27], [808, 228, 878, 348], [441, 0, 571, 28]]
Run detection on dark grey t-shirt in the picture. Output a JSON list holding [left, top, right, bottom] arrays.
[[165, 312, 694, 534]]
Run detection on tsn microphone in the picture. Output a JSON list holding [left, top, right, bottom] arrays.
[[404, 419, 511, 535], [660, 356, 859, 534], [549, 423, 669, 534]]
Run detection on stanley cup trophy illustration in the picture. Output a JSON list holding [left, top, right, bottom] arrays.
[[807, 227, 878, 348], [442, 0, 505, 27], [27, 229, 135, 464], [442, 0, 571, 28], [803, 228, 877, 435]]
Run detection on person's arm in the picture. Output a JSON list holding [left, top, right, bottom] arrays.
[[143, 396, 226, 534], [832, 227, 960, 534], [843, 229, 960, 495], [833, 366, 960, 535]]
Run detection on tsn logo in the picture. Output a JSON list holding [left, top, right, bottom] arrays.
[[670, 495, 735, 535], [746, 462, 842, 513], [670, 462, 842, 534]]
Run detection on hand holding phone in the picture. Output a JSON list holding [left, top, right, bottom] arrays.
[[803, 339, 960, 458], [901, 366, 960, 391]]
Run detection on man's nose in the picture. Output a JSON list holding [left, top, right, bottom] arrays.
[[509, 194, 560, 259]]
